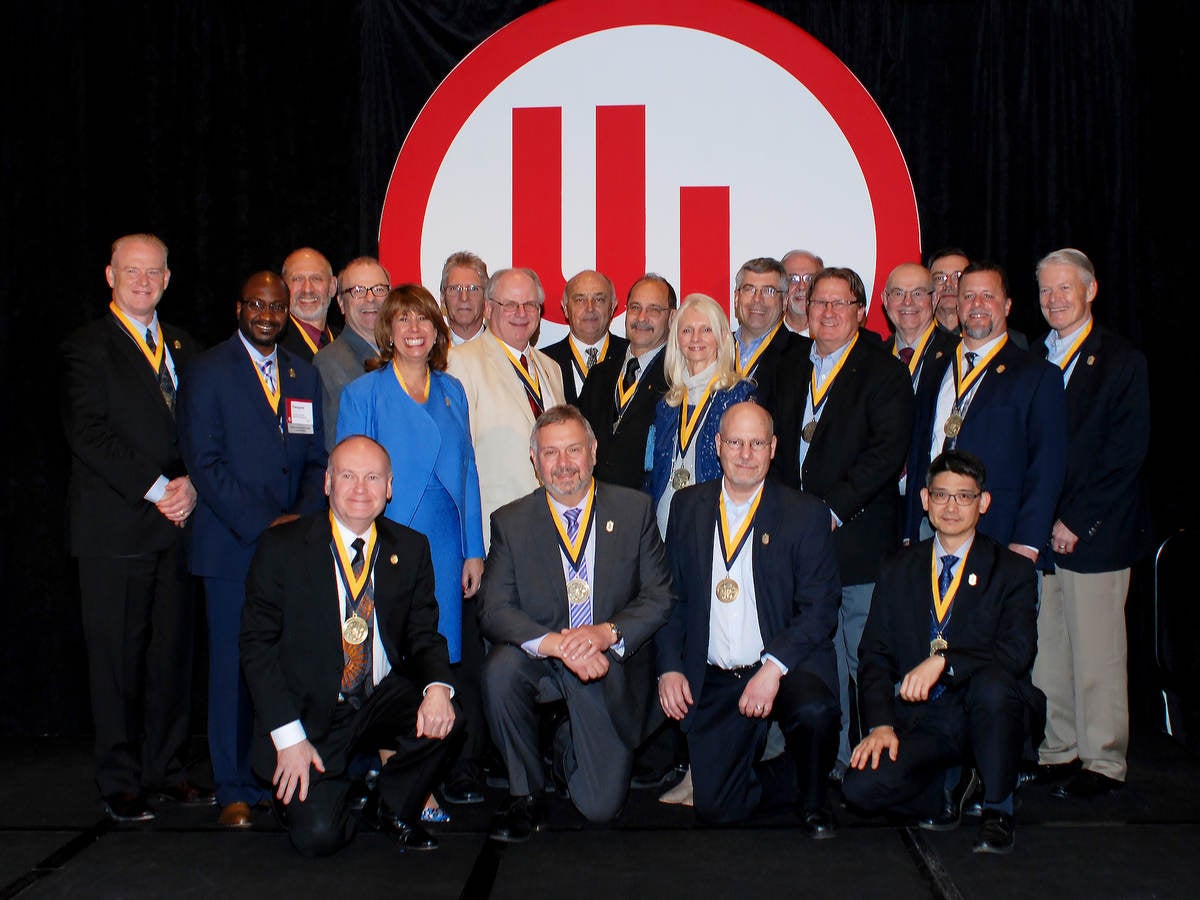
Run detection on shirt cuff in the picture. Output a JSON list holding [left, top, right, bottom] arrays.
[[762, 653, 787, 675], [270, 719, 307, 751], [144, 475, 170, 503], [524, 634, 551, 657], [423, 681, 455, 699]]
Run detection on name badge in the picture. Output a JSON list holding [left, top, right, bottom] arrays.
[[285, 398, 315, 434]]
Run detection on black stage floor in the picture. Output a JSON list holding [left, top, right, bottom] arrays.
[[2, 733, 1198, 900]]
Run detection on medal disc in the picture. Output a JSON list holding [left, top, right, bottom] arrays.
[[801, 420, 817, 443], [671, 467, 692, 490], [715, 576, 740, 603], [342, 615, 369, 646], [929, 635, 948, 656], [566, 577, 591, 606], [943, 412, 963, 438]]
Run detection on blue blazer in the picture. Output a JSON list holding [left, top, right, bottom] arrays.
[[177, 334, 329, 581], [336, 366, 485, 561], [645, 379, 757, 505], [904, 338, 1067, 557]]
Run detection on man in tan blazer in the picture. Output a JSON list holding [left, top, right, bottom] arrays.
[[448, 267, 566, 550]]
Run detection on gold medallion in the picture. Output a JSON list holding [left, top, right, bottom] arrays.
[[929, 635, 948, 656], [801, 420, 817, 443], [343, 615, 369, 646], [715, 576, 740, 603], [671, 467, 692, 490], [566, 577, 591, 605], [943, 412, 963, 438]]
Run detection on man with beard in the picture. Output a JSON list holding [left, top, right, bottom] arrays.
[[781, 249, 823, 337], [280, 247, 339, 360]]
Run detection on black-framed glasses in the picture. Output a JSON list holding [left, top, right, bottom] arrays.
[[927, 488, 981, 505], [343, 284, 390, 300], [242, 298, 288, 313]]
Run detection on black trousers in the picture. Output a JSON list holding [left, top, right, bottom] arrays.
[[688, 665, 839, 825], [77, 544, 196, 797], [264, 675, 463, 857], [841, 666, 1026, 818]]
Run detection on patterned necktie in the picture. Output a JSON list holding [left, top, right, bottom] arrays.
[[930, 553, 958, 701], [585, 346, 599, 370], [519, 353, 543, 418], [145, 327, 176, 412], [340, 537, 374, 706], [964, 351, 978, 373], [261, 359, 276, 393], [621, 357, 640, 392], [564, 507, 592, 629], [898, 346, 915, 365]]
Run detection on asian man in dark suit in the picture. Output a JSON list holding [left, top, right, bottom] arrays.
[[62, 233, 213, 822], [478, 405, 674, 841], [241, 436, 461, 856], [542, 269, 629, 406], [771, 267, 915, 775], [657, 402, 841, 834], [843, 450, 1041, 855], [577, 273, 675, 489], [177, 270, 328, 827]]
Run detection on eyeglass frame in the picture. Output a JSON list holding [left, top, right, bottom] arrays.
[[341, 283, 390, 300], [926, 488, 982, 506]]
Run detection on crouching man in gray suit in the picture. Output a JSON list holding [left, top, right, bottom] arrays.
[[479, 405, 675, 841]]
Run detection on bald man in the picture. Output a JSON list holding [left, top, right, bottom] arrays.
[[280, 247, 339, 360], [542, 269, 628, 405]]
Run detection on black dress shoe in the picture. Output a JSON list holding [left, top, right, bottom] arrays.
[[367, 803, 438, 851], [799, 807, 837, 839], [1028, 758, 1082, 786], [919, 768, 978, 831], [490, 794, 546, 843], [1052, 769, 1123, 799], [152, 781, 216, 806], [441, 774, 485, 806], [104, 792, 155, 823], [972, 809, 1015, 854], [631, 763, 688, 790]]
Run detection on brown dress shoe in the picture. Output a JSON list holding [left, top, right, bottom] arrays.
[[218, 801, 253, 828]]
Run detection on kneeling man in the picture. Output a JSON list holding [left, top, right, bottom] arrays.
[[241, 436, 462, 856], [479, 405, 674, 841], [842, 450, 1039, 854], [657, 402, 842, 833]]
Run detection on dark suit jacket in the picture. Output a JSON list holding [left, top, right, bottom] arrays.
[[739, 325, 804, 415], [280, 317, 336, 363], [772, 336, 914, 585], [542, 332, 629, 406], [240, 512, 453, 774], [177, 334, 328, 581], [578, 345, 669, 490], [857, 533, 1039, 731], [903, 337, 1067, 556], [656, 480, 841, 730], [61, 312, 201, 556], [884, 327, 960, 395], [477, 482, 675, 746], [1035, 324, 1152, 572]]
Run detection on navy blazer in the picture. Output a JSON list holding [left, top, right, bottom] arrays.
[[1036, 324, 1152, 572], [656, 479, 841, 731], [884, 327, 960, 396], [904, 337, 1068, 557], [857, 533, 1039, 731], [177, 333, 328, 581]]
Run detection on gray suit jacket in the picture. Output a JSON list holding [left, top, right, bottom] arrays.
[[478, 482, 675, 745], [313, 328, 379, 452]]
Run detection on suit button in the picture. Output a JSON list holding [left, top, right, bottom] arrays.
[[282, 467, 289, 475]]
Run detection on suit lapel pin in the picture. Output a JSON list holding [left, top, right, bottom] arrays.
[[445, 396, 451, 407], [761, 533, 770, 545], [605, 520, 614, 532], [968, 572, 977, 586], [934, 351, 944, 359], [172, 339, 181, 350], [288, 367, 296, 379], [389, 554, 399, 565], [1086, 355, 1096, 366], [996, 365, 1006, 374]]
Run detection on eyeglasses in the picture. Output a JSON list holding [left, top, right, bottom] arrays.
[[719, 437, 772, 452], [444, 283, 482, 297], [342, 284, 390, 300], [927, 488, 981, 505], [885, 287, 934, 302], [490, 299, 541, 316], [787, 272, 816, 285], [736, 284, 781, 299], [807, 298, 859, 311], [242, 298, 288, 313], [627, 302, 670, 317], [932, 271, 963, 287]]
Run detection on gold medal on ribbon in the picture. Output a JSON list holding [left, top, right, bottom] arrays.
[[566, 577, 591, 606], [671, 467, 692, 490], [716, 577, 740, 603], [943, 412, 963, 438], [929, 635, 948, 656], [801, 419, 817, 443], [343, 615, 369, 646]]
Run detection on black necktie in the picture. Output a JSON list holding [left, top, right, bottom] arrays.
[[621, 357, 640, 392]]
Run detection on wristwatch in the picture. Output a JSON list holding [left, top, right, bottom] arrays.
[[607, 621, 623, 646]]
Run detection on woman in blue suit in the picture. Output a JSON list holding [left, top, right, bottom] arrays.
[[647, 293, 755, 538]]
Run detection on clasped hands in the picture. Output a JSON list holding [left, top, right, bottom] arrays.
[[155, 475, 196, 527], [543, 624, 615, 682]]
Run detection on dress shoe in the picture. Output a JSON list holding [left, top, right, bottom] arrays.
[[658, 766, 694, 806], [1052, 769, 1123, 799], [364, 801, 440, 850], [972, 809, 1015, 854], [152, 781, 216, 806], [441, 773, 485, 805], [631, 762, 688, 790], [218, 801, 253, 828], [919, 768, 979, 831], [104, 792, 155, 823], [799, 807, 837, 839], [1027, 758, 1082, 787], [489, 794, 546, 843]]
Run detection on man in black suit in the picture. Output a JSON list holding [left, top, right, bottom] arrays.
[[657, 402, 841, 834], [62, 233, 214, 822], [240, 435, 462, 856], [881, 262, 959, 396], [732, 257, 800, 412], [843, 450, 1040, 854], [479, 405, 674, 841], [771, 267, 914, 776], [541, 269, 629, 405], [279, 247, 338, 361], [578, 273, 676, 489], [1031, 249, 1152, 798]]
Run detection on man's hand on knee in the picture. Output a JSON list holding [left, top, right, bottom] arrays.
[[274, 740, 325, 804]]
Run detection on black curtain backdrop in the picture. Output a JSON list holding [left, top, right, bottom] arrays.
[[2, 1, 1190, 736]]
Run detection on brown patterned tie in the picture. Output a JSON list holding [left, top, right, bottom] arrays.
[[340, 538, 374, 705]]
